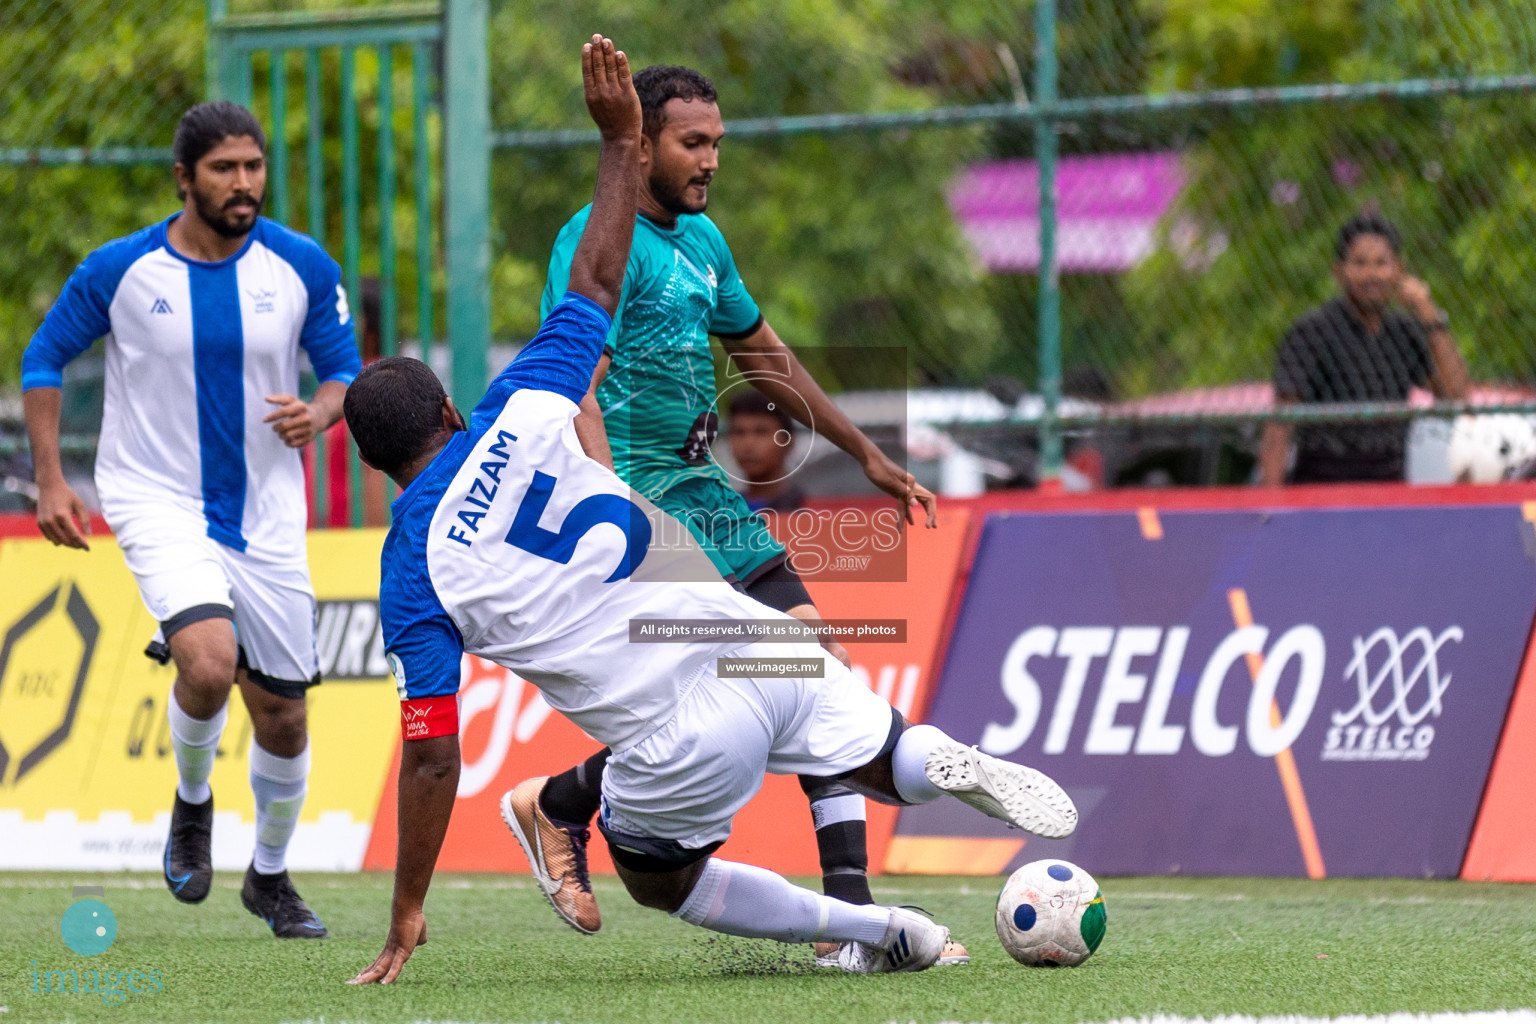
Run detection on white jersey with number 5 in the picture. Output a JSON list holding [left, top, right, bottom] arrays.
[[381, 292, 782, 747]]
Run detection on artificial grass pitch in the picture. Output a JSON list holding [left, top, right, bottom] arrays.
[[3, 872, 1535, 1023]]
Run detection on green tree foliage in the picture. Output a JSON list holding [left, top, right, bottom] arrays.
[[0, 0, 203, 386], [7, 0, 1536, 399], [487, 0, 1000, 387], [0, 0, 1006, 390]]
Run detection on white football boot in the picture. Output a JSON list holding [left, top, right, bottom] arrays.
[[836, 907, 950, 974], [924, 741, 1078, 839], [816, 937, 970, 968]]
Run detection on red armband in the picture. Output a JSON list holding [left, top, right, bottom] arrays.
[[400, 695, 458, 740]]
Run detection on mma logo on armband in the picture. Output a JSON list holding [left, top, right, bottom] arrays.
[[400, 695, 457, 740]]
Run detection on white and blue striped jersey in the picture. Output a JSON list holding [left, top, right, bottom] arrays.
[[22, 215, 361, 561], [382, 293, 779, 748]]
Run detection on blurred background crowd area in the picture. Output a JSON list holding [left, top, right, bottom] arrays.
[[5, 0, 1536, 510]]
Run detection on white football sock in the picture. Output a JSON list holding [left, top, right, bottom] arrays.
[[891, 724, 948, 804], [250, 742, 309, 875], [671, 858, 890, 944], [167, 686, 227, 805], [808, 790, 866, 829]]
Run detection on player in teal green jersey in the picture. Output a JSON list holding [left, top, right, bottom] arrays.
[[538, 70, 934, 591], [540, 200, 761, 497], [521, 65, 966, 971]]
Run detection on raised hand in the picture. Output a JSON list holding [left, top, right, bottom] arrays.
[[1397, 275, 1439, 324], [582, 34, 641, 142], [566, 33, 645, 314]]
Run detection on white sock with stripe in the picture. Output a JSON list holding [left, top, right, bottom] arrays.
[[167, 687, 227, 805], [671, 858, 890, 944], [250, 742, 309, 875]]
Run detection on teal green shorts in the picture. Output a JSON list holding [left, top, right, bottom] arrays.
[[647, 473, 786, 584]]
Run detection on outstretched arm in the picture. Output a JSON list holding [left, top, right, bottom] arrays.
[[721, 322, 938, 527], [466, 35, 641, 431], [567, 36, 643, 315], [349, 733, 460, 984]]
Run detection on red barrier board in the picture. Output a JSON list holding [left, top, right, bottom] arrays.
[[1462, 546, 1536, 882], [363, 507, 973, 874], [0, 512, 111, 540]]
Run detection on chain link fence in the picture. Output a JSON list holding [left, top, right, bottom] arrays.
[[7, 0, 1536, 492], [2, 0, 204, 364], [489, 0, 1536, 487], [1, 0, 204, 157]]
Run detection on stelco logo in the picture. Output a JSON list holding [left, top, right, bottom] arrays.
[[1322, 626, 1461, 761], [980, 624, 1460, 762]]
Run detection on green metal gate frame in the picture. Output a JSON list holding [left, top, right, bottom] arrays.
[[206, 0, 489, 525]]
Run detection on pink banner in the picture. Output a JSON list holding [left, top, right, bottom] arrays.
[[950, 152, 1183, 273]]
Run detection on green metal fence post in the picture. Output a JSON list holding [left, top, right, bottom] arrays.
[[1034, 0, 1062, 484], [379, 45, 400, 515], [340, 45, 365, 527], [341, 47, 362, 327], [413, 41, 435, 367], [270, 49, 290, 224], [306, 48, 326, 244], [221, 48, 254, 109], [443, 0, 491, 410], [306, 47, 329, 526], [206, 0, 228, 99], [379, 45, 398, 359]]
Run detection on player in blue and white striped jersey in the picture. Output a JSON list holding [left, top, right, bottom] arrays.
[[21, 102, 360, 938]]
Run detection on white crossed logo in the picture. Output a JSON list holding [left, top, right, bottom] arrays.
[[1332, 626, 1462, 728]]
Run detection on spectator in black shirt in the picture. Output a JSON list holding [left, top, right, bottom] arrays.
[[1259, 213, 1469, 485]]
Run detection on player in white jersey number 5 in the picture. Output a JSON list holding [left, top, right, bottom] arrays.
[[344, 36, 1076, 984], [22, 102, 361, 937]]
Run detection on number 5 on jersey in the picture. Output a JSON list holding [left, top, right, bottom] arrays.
[[504, 471, 651, 582]]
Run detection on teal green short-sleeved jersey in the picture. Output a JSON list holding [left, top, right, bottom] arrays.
[[540, 206, 763, 497]]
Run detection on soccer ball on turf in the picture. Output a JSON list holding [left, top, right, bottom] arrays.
[[995, 859, 1106, 967]]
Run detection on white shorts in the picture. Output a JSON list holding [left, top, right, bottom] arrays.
[[118, 515, 319, 695], [598, 642, 897, 854]]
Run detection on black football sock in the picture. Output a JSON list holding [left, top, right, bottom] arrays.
[[539, 747, 612, 827], [799, 776, 875, 906]]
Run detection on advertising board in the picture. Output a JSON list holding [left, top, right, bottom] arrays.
[[0, 532, 398, 871], [894, 503, 1536, 878]]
